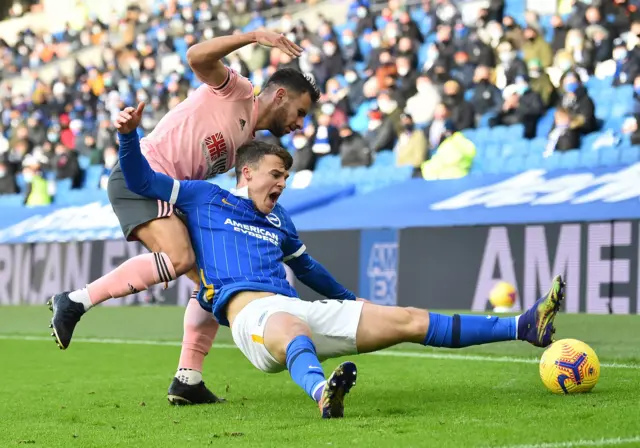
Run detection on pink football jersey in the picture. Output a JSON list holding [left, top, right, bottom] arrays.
[[140, 68, 258, 180]]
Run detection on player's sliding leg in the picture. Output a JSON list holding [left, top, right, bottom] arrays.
[[356, 275, 565, 354], [262, 312, 357, 419], [48, 214, 193, 350], [168, 279, 224, 405]]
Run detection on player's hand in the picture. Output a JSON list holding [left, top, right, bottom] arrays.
[[114, 102, 145, 134], [254, 30, 303, 58]]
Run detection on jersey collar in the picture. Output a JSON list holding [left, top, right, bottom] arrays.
[[230, 186, 249, 199]]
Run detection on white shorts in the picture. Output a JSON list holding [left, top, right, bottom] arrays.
[[231, 295, 364, 373]]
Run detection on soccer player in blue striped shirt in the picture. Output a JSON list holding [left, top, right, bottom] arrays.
[[114, 103, 566, 419]]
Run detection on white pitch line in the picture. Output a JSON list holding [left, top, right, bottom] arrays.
[[1, 335, 640, 370], [494, 435, 640, 448]]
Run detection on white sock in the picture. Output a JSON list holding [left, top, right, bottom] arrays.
[[175, 368, 202, 385], [514, 315, 521, 339], [68, 288, 93, 311]]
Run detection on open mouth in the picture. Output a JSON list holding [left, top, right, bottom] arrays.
[[268, 192, 280, 203]]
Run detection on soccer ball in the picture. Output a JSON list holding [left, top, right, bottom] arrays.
[[539, 339, 600, 394], [489, 281, 517, 312]]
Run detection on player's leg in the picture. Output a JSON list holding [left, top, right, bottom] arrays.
[[355, 275, 565, 354], [48, 164, 195, 349], [230, 296, 356, 419], [167, 266, 223, 406]]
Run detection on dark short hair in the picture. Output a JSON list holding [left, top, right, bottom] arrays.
[[235, 141, 293, 178], [263, 68, 321, 103]]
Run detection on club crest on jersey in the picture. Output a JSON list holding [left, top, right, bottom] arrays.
[[267, 213, 281, 228], [201, 132, 228, 176]]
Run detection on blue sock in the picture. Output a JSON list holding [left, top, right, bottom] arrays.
[[423, 312, 517, 348], [285, 335, 326, 401]]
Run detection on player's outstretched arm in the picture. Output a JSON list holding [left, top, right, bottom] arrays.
[[114, 103, 176, 204], [286, 253, 357, 302], [186, 30, 303, 87]]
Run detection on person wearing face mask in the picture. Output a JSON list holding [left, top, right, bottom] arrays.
[[442, 80, 475, 131], [435, 25, 456, 68], [470, 66, 503, 117], [344, 70, 366, 109], [527, 59, 558, 108], [339, 124, 371, 167], [550, 15, 569, 54], [522, 27, 553, 68], [341, 30, 363, 64], [450, 51, 475, 90], [502, 16, 524, 50], [291, 128, 316, 171], [495, 41, 528, 90], [490, 77, 544, 139], [99, 146, 119, 190], [560, 72, 597, 134], [544, 108, 581, 157], [586, 24, 613, 64], [405, 75, 441, 126], [613, 40, 640, 86], [0, 160, 18, 195], [21, 156, 51, 206], [364, 100, 401, 153], [394, 113, 427, 171], [356, 6, 376, 36], [320, 40, 345, 81], [394, 56, 419, 103]]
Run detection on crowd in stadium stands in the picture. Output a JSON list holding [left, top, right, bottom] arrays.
[[2, 0, 640, 205]]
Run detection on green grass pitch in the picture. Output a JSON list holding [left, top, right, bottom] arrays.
[[0, 306, 639, 448]]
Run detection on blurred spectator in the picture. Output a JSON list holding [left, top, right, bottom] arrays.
[[495, 41, 528, 89], [566, 0, 589, 30], [99, 146, 118, 190], [394, 114, 427, 170], [450, 51, 475, 90], [502, 15, 525, 50], [550, 15, 569, 53], [311, 112, 340, 158], [471, 66, 503, 117], [560, 71, 597, 134], [621, 115, 640, 145], [22, 156, 52, 207], [442, 80, 475, 130], [434, 0, 460, 28], [0, 160, 18, 195], [405, 75, 441, 127], [420, 120, 476, 180], [564, 29, 594, 74], [395, 56, 419, 104], [344, 69, 366, 110], [364, 103, 399, 153], [490, 77, 544, 139], [528, 59, 558, 108], [545, 108, 581, 157], [53, 144, 82, 188], [612, 39, 640, 85], [586, 25, 613, 64], [486, 0, 504, 23], [425, 103, 451, 155], [522, 26, 553, 68], [291, 125, 317, 172], [339, 124, 371, 168]]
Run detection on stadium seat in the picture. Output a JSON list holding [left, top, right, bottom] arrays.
[[599, 146, 621, 166], [542, 153, 562, 172], [78, 155, 91, 170], [484, 143, 502, 160], [582, 132, 602, 151], [374, 150, 395, 167], [559, 150, 580, 170], [0, 194, 24, 207], [490, 126, 509, 141], [529, 138, 547, 155], [507, 123, 525, 138], [503, 156, 525, 173], [84, 165, 104, 189], [315, 155, 341, 172], [579, 149, 600, 168], [485, 158, 505, 174], [15, 173, 26, 192], [536, 108, 556, 137], [501, 139, 528, 158], [525, 153, 544, 170], [620, 146, 640, 165], [56, 178, 73, 194]]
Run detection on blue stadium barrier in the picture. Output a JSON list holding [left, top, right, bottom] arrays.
[[559, 150, 580, 170], [579, 149, 600, 168], [599, 146, 621, 167], [542, 153, 562, 171], [503, 156, 525, 174]]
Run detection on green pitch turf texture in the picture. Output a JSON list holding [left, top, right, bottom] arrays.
[[0, 306, 639, 448]]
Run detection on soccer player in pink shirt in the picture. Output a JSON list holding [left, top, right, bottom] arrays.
[[47, 30, 320, 405]]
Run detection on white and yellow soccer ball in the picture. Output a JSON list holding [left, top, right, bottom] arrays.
[[489, 281, 517, 312], [539, 339, 600, 394]]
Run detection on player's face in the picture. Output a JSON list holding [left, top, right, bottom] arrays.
[[249, 154, 289, 214], [270, 91, 312, 137]]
